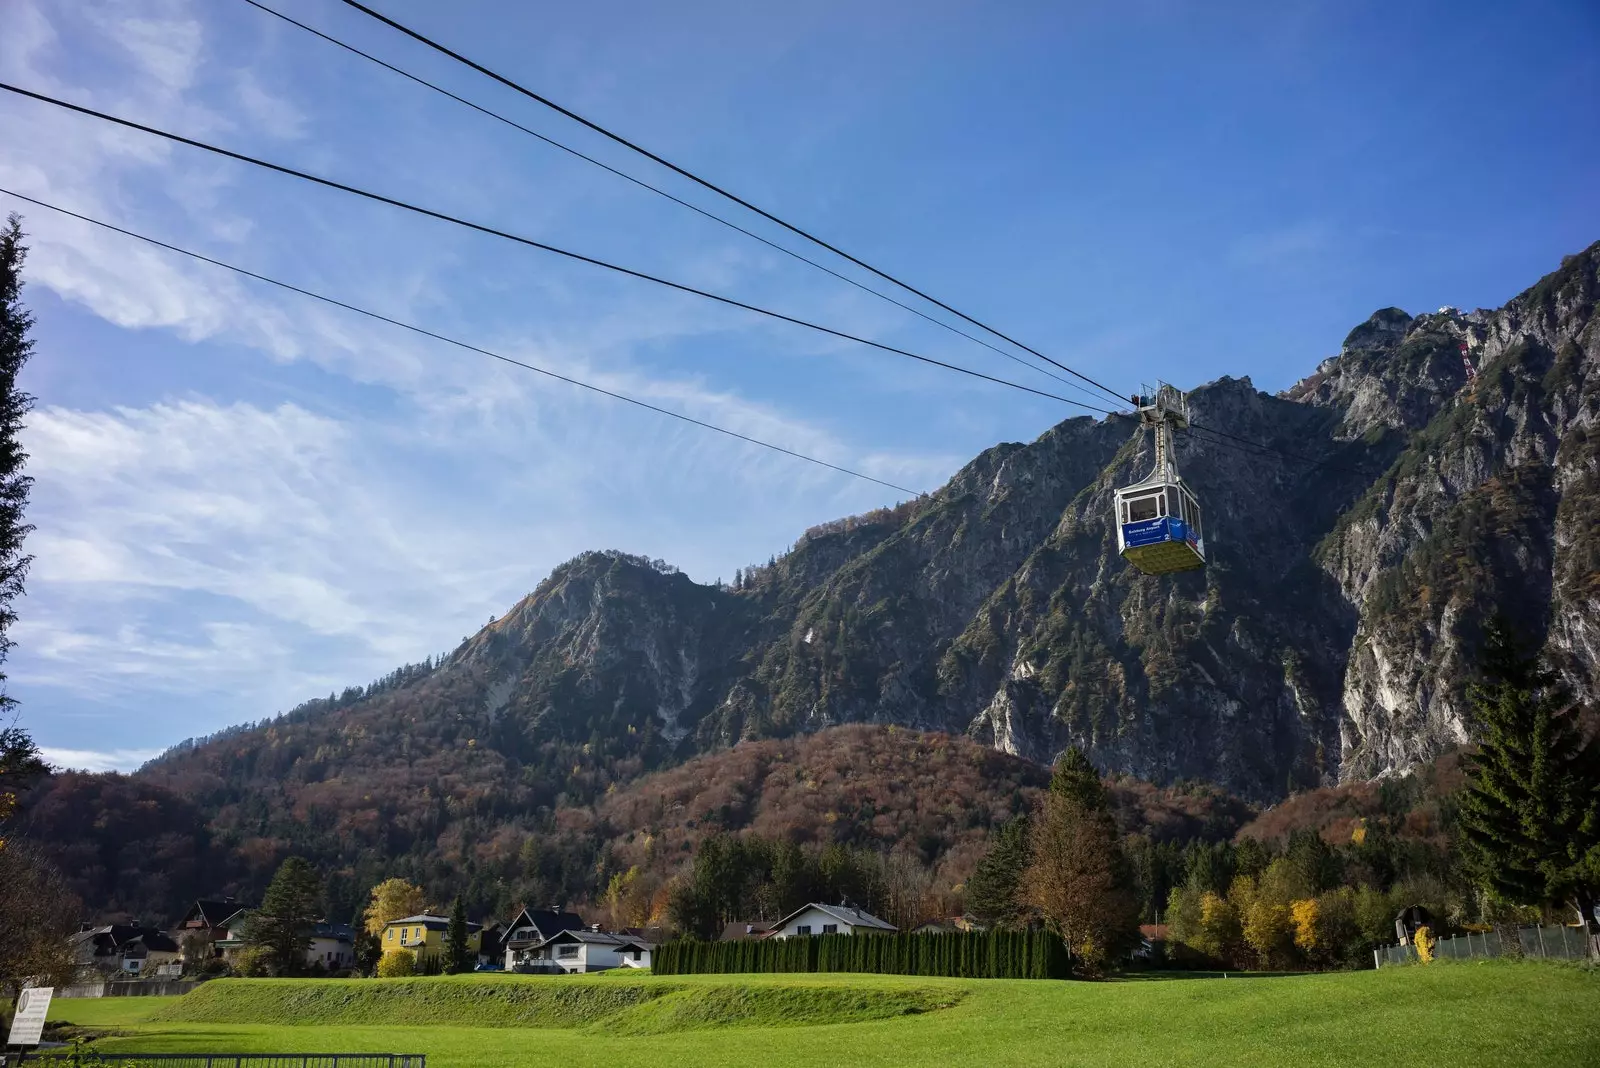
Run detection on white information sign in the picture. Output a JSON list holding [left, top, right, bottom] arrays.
[[6, 987, 52, 1047]]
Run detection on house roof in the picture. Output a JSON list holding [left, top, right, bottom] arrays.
[[504, 907, 586, 945], [775, 903, 897, 933], [507, 907, 585, 933], [386, 914, 483, 933], [538, 929, 628, 946], [122, 931, 180, 958], [719, 921, 776, 941], [311, 922, 355, 943], [181, 899, 244, 928], [612, 938, 656, 952], [76, 927, 180, 958]]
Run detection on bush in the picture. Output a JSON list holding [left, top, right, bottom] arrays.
[[376, 952, 415, 978], [1415, 926, 1435, 965], [233, 946, 273, 978]]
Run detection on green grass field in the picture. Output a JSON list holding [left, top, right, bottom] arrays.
[[46, 963, 1600, 1068]]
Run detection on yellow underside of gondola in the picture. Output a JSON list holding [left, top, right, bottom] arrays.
[[1122, 539, 1205, 575]]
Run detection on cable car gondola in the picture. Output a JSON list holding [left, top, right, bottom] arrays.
[[1114, 383, 1206, 574]]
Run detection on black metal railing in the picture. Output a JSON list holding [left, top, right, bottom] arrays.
[[13, 1055, 425, 1067]]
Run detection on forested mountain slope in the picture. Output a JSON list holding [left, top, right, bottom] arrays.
[[21, 241, 1599, 921]]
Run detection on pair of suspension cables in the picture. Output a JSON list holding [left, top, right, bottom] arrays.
[[3, 1, 1369, 490]]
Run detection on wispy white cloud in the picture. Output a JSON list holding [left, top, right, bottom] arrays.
[[40, 746, 164, 773], [2, 0, 966, 754]]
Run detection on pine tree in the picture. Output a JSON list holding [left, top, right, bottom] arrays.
[[965, 815, 1031, 929], [1457, 619, 1600, 956], [0, 215, 36, 713], [245, 857, 324, 976], [444, 894, 473, 974]]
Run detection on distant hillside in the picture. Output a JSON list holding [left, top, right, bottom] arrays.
[[18, 241, 1599, 923], [18, 724, 1253, 923]]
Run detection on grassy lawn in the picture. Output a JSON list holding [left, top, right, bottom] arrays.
[[46, 963, 1600, 1068]]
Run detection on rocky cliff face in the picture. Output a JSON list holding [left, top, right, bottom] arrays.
[[146, 242, 1600, 806], [1313, 250, 1599, 779]]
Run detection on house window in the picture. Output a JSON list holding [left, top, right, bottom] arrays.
[[399, 931, 409, 946], [631, 949, 642, 961], [556, 944, 580, 960], [822, 924, 838, 935], [796, 925, 812, 936], [386, 930, 394, 941]]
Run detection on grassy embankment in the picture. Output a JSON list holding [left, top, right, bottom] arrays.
[[48, 963, 1600, 1068]]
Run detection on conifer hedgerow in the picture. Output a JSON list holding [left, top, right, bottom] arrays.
[[652, 930, 1068, 979]]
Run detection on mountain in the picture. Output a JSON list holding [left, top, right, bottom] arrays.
[[20, 241, 1600, 921]]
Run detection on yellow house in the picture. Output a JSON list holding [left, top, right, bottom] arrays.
[[381, 913, 483, 962]]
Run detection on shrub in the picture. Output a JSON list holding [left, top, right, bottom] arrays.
[[1414, 926, 1435, 964], [233, 946, 273, 978], [376, 952, 415, 978]]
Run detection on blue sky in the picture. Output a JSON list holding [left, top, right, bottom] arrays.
[[3, 0, 1596, 770]]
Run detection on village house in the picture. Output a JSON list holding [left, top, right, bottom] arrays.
[[171, 898, 247, 965], [380, 912, 483, 963], [209, 914, 355, 971], [770, 903, 897, 939], [307, 921, 357, 971], [518, 926, 652, 973], [70, 925, 183, 979], [476, 920, 508, 969], [501, 905, 586, 971]]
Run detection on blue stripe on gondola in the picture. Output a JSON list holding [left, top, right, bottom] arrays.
[[1122, 517, 1177, 547]]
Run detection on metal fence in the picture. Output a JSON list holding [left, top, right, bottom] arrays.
[[1375, 925, 1593, 967], [9, 1055, 425, 1067]]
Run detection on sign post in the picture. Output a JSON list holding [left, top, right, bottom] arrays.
[[6, 986, 53, 1063]]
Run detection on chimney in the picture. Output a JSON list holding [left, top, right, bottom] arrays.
[[590, 923, 602, 933]]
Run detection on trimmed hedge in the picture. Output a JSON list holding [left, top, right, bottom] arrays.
[[653, 929, 1069, 979]]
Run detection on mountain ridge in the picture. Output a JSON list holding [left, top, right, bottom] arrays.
[[22, 239, 1600, 922]]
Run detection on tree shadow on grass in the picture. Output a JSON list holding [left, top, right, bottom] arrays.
[[1111, 971, 1314, 982]]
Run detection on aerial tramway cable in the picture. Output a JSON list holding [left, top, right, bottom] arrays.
[[0, 186, 933, 497], [333, 0, 1134, 409], [237, 0, 1103, 402], [0, 82, 1119, 417]]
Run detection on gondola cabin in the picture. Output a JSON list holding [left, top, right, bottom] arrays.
[[1115, 478, 1205, 574], [1115, 382, 1206, 575]]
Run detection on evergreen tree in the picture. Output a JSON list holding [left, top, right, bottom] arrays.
[[1457, 619, 1600, 955], [0, 725, 45, 851], [245, 857, 323, 976], [444, 894, 473, 974], [1047, 746, 1108, 810], [0, 215, 35, 711], [1285, 829, 1340, 897], [964, 815, 1031, 929]]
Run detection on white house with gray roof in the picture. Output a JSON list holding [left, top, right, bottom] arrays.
[[770, 903, 897, 939], [518, 927, 654, 973]]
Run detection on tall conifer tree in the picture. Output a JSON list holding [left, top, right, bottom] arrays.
[[1458, 619, 1600, 955], [965, 815, 1031, 929], [0, 214, 35, 708], [445, 894, 473, 974], [246, 857, 323, 976]]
